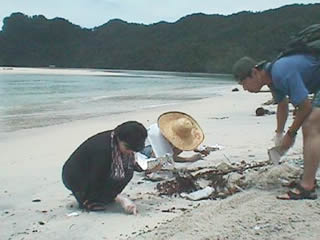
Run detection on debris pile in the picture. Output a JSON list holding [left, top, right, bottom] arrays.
[[153, 160, 302, 201]]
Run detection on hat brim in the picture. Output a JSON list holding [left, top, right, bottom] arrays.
[[157, 111, 204, 151]]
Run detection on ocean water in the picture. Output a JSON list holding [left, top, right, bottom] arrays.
[[0, 69, 234, 133]]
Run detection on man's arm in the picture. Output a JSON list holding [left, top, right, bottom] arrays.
[[288, 98, 312, 134], [276, 97, 289, 133], [281, 98, 312, 150]]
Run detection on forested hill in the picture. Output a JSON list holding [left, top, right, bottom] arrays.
[[0, 3, 320, 73]]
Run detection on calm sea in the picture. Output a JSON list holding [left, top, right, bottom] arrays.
[[0, 69, 234, 133]]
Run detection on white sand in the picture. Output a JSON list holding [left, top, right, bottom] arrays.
[[1, 70, 319, 240]]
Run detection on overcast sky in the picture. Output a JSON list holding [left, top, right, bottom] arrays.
[[1, 0, 318, 29]]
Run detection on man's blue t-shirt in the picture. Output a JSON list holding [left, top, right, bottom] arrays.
[[268, 54, 320, 106]]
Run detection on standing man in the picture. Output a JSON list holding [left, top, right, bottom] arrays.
[[232, 54, 320, 200]]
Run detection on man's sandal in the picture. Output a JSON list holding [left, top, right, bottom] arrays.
[[277, 183, 317, 200]]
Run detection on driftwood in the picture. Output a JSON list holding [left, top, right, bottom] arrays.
[[190, 160, 271, 178], [156, 160, 272, 199]]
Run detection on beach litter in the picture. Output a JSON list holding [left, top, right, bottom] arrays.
[[144, 170, 175, 182], [180, 186, 215, 201], [66, 212, 80, 217], [156, 171, 198, 195], [199, 144, 224, 151], [255, 107, 275, 116], [136, 153, 175, 171], [155, 159, 302, 200]]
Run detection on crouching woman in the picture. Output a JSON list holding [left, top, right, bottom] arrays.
[[62, 121, 147, 214]]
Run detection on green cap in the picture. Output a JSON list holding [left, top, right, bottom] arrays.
[[232, 56, 257, 82]]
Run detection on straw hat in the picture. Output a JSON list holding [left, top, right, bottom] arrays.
[[157, 111, 204, 151]]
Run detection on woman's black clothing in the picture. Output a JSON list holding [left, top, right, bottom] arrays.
[[62, 130, 134, 207]]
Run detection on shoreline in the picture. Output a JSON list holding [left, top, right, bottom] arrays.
[[0, 66, 233, 76], [0, 94, 216, 137], [0, 66, 128, 76]]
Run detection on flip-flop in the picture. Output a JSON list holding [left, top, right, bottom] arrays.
[[84, 201, 107, 211]]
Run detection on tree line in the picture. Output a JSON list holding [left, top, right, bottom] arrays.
[[0, 3, 319, 73]]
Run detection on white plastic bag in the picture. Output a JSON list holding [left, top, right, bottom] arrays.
[[180, 186, 215, 201], [136, 152, 174, 171], [267, 146, 287, 165]]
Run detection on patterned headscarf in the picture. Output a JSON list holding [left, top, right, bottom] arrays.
[[110, 131, 135, 180]]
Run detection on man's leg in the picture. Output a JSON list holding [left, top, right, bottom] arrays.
[[301, 107, 320, 190]]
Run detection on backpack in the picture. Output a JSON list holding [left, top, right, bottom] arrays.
[[276, 23, 320, 59]]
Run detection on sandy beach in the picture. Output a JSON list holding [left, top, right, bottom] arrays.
[[1, 68, 319, 240]]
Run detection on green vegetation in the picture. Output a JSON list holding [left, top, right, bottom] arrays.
[[0, 4, 319, 73]]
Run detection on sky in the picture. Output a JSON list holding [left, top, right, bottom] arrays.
[[1, 0, 319, 29]]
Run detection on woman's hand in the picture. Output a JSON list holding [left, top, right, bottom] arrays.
[[189, 153, 203, 162], [145, 163, 162, 173], [195, 149, 210, 156], [115, 195, 137, 215], [194, 146, 219, 156]]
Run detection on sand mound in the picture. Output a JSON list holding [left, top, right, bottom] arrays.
[[245, 163, 302, 189]]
